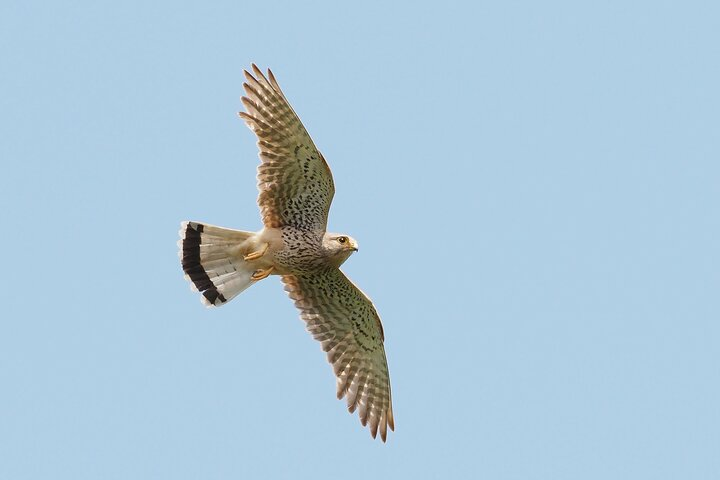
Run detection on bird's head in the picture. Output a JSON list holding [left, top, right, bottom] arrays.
[[322, 233, 359, 267]]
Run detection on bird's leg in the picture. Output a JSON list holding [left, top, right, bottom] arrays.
[[251, 266, 274, 281], [244, 242, 269, 261]]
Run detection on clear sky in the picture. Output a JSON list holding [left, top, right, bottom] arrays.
[[1, 1, 718, 478]]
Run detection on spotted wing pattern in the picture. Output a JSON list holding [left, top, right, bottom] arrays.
[[282, 269, 394, 442], [239, 65, 335, 231]]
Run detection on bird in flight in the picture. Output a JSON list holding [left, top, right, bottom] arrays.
[[178, 65, 394, 442]]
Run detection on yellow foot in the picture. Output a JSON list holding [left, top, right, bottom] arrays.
[[251, 266, 274, 281], [244, 243, 269, 261]]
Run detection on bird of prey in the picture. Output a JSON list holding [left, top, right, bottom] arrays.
[[178, 65, 394, 442]]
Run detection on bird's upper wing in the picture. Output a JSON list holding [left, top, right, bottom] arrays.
[[282, 269, 394, 442], [239, 65, 335, 231]]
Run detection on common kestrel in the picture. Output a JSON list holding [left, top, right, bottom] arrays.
[[178, 65, 394, 441]]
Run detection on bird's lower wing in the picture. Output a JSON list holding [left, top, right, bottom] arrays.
[[282, 269, 394, 442]]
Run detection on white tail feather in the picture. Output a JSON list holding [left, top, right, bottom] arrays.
[[178, 221, 258, 307]]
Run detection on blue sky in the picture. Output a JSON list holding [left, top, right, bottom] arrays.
[[1, 1, 718, 478]]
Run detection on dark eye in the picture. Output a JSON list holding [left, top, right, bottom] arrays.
[[338, 236, 347, 244]]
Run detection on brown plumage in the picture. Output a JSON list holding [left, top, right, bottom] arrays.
[[178, 64, 394, 441]]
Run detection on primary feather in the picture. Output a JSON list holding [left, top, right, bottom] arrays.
[[179, 65, 394, 442]]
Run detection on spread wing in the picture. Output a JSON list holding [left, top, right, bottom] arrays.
[[239, 65, 335, 231], [282, 269, 395, 442]]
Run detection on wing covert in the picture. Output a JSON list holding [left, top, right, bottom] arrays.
[[282, 269, 395, 442], [239, 65, 335, 231]]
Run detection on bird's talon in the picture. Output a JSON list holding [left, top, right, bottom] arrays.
[[251, 266, 274, 281], [244, 243, 269, 261]]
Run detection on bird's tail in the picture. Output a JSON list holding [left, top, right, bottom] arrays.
[[178, 221, 258, 307]]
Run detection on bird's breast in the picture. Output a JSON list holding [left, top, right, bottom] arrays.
[[271, 227, 327, 274]]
